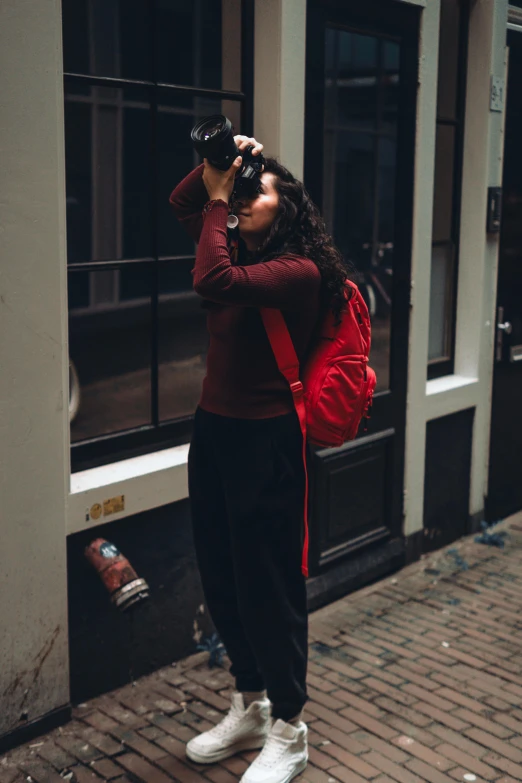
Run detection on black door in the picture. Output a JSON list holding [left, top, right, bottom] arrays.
[[487, 30, 522, 521], [305, 0, 419, 574]]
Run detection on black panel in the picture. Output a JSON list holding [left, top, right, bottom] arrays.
[[423, 409, 474, 552], [68, 500, 214, 703], [310, 432, 393, 573]]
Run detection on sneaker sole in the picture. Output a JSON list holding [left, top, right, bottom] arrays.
[[186, 735, 267, 765], [240, 755, 308, 783]]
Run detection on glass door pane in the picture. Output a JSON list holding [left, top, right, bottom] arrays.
[[322, 28, 399, 392]]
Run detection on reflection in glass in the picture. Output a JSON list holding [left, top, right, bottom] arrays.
[[68, 267, 153, 442], [157, 95, 242, 259], [62, 0, 242, 91], [158, 263, 208, 422], [432, 124, 456, 243], [428, 244, 453, 361], [323, 28, 399, 393], [64, 86, 242, 264]]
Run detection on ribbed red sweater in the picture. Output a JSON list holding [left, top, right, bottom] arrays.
[[169, 165, 321, 418]]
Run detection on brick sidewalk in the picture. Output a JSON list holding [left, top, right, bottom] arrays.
[[3, 516, 522, 783]]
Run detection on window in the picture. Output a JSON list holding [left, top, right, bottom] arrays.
[[63, 0, 253, 470], [322, 27, 400, 392], [428, 0, 469, 377]]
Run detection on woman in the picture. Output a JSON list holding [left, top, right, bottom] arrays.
[[170, 135, 348, 783]]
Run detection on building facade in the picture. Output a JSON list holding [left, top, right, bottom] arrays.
[[1, 0, 521, 751]]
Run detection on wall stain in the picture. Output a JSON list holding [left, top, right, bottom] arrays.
[[2, 625, 61, 717]]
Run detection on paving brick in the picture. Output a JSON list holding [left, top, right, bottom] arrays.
[[482, 755, 522, 781], [363, 679, 418, 707], [380, 717, 440, 749], [339, 706, 400, 739], [307, 673, 338, 693], [328, 689, 388, 719], [434, 743, 500, 780], [81, 714, 120, 734], [35, 742, 76, 772], [90, 759, 123, 780], [311, 740, 381, 778], [108, 728, 167, 762], [327, 765, 371, 783], [115, 753, 172, 783], [464, 729, 522, 763], [220, 756, 249, 775], [407, 702, 470, 732], [350, 732, 410, 765], [310, 722, 368, 756], [455, 711, 515, 739], [73, 731, 122, 757], [359, 751, 425, 783], [17, 761, 65, 783], [307, 746, 336, 771], [305, 703, 359, 735], [307, 686, 348, 711], [68, 766, 104, 783], [137, 726, 167, 742], [203, 767, 237, 783], [391, 738, 453, 772], [372, 698, 433, 729], [156, 756, 209, 783], [53, 737, 104, 764], [403, 759, 456, 783]]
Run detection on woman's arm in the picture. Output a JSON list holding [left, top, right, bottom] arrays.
[[169, 164, 209, 243], [193, 201, 321, 310]]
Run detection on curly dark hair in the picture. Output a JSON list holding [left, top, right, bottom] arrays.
[[249, 157, 353, 321]]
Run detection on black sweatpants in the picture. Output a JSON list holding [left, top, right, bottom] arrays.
[[188, 407, 308, 722]]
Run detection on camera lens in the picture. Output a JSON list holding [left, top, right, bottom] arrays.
[[191, 114, 239, 171]]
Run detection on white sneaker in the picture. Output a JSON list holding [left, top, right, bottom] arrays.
[[240, 719, 308, 783], [186, 692, 271, 764]]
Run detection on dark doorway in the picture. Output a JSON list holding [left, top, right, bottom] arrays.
[[487, 30, 522, 521], [305, 0, 419, 573]]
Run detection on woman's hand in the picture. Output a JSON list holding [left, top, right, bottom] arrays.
[[202, 157, 242, 204], [201, 135, 264, 203], [233, 135, 264, 162]]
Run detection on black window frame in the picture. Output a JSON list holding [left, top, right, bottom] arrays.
[[428, 0, 470, 380], [65, 0, 255, 473]]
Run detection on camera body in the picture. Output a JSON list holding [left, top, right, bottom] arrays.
[[191, 114, 265, 200]]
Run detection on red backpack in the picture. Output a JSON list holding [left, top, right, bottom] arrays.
[[260, 281, 376, 576]]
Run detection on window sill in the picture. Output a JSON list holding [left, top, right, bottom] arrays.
[[426, 374, 478, 396], [68, 443, 190, 536], [425, 374, 479, 421]]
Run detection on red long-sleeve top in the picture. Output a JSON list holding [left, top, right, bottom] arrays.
[[169, 165, 321, 418]]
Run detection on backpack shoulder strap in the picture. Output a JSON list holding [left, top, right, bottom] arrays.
[[259, 308, 300, 388], [260, 307, 309, 578]]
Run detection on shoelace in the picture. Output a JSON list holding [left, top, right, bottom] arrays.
[[254, 734, 288, 769], [209, 705, 243, 739]]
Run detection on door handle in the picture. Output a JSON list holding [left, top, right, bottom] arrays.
[[496, 306, 512, 361]]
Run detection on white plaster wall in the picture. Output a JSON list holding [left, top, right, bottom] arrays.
[[254, 0, 307, 179], [404, 0, 508, 536], [0, 0, 70, 736]]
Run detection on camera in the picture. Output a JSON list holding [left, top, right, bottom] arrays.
[[191, 114, 265, 200]]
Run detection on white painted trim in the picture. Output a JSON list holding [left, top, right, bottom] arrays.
[[426, 375, 479, 396], [508, 6, 522, 25], [68, 445, 190, 535], [403, 0, 441, 537], [425, 378, 480, 421], [507, 22, 522, 33]]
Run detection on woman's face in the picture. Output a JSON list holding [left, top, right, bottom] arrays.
[[236, 172, 279, 248]]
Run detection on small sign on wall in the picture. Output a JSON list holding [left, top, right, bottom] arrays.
[[490, 76, 505, 112]]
